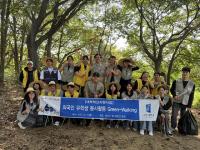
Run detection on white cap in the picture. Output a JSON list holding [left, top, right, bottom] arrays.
[[49, 81, 56, 85], [67, 82, 75, 87], [27, 61, 33, 66]]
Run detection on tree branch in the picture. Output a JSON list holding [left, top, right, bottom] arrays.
[[135, 0, 155, 61], [36, 0, 88, 46]]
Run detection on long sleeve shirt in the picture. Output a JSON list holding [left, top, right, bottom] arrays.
[[170, 80, 195, 108]]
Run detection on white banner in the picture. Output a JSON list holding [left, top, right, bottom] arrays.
[[38, 96, 61, 116], [139, 99, 159, 121]]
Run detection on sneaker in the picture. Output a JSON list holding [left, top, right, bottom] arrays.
[[167, 130, 173, 136], [54, 121, 60, 126], [106, 124, 111, 129], [18, 122, 26, 129], [115, 124, 119, 128], [149, 131, 153, 136], [140, 129, 144, 135]]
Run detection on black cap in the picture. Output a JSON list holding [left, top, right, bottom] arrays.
[[82, 55, 89, 60], [154, 72, 161, 76], [182, 67, 191, 73], [92, 72, 100, 77], [109, 55, 116, 59]]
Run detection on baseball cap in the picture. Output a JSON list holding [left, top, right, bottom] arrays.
[[27, 61, 33, 66], [49, 81, 56, 85]]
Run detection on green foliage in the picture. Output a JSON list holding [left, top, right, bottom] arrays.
[[193, 91, 200, 108]]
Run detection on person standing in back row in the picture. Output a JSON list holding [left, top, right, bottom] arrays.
[[170, 67, 195, 131], [105, 55, 121, 87], [40, 57, 61, 85], [90, 53, 105, 83], [19, 61, 39, 92], [59, 55, 75, 85], [117, 58, 139, 93], [73, 55, 91, 97]]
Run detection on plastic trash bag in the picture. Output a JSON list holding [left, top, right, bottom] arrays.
[[178, 110, 198, 135]]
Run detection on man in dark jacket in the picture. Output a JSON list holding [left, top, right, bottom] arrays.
[[170, 67, 195, 131], [19, 61, 39, 92], [40, 57, 61, 85]]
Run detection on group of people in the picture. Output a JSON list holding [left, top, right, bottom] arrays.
[[17, 54, 195, 137]]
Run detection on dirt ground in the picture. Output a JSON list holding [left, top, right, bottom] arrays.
[[0, 85, 200, 150]]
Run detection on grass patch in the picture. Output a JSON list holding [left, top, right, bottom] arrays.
[[193, 90, 200, 109]]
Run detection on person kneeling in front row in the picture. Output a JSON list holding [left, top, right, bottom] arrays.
[[17, 87, 40, 129]]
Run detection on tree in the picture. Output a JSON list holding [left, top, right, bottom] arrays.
[[0, 0, 11, 84], [25, 0, 93, 67], [117, 0, 200, 84]]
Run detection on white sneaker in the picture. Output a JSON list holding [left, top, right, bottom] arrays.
[[54, 121, 60, 126], [18, 122, 26, 129], [115, 124, 119, 128], [106, 124, 111, 129], [140, 129, 144, 135], [149, 131, 153, 136]]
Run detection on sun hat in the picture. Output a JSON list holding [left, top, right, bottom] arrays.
[[42, 57, 57, 67], [29, 80, 45, 89], [25, 87, 35, 94], [118, 58, 135, 66]]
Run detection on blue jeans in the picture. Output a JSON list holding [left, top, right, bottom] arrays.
[[171, 102, 187, 129], [140, 121, 153, 132]]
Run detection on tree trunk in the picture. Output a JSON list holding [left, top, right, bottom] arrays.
[[45, 36, 52, 57], [26, 33, 39, 68], [57, 28, 65, 63], [19, 21, 26, 70], [167, 61, 173, 85], [166, 40, 185, 85], [0, 0, 11, 84], [154, 59, 161, 73], [12, 16, 20, 76]]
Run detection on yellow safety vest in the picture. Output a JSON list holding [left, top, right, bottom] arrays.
[[64, 90, 79, 98], [73, 63, 90, 87], [137, 79, 154, 94], [151, 80, 162, 96], [48, 89, 61, 97], [136, 79, 143, 91], [41, 89, 61, 97], [22, 69, 38, 88], [106, 92, 118, 99]]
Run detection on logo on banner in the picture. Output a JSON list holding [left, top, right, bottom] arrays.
[[44, 104, 56, 113], [38, 96, 61, 116], [146, 104, 151, 113]]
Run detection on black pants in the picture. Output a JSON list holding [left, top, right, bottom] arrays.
[[171, 102, 187, 129], [22, 113, 37, 127]]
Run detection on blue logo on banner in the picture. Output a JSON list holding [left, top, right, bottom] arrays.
[[146, 104, 151, 113], [60, 98, 139, 121]]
